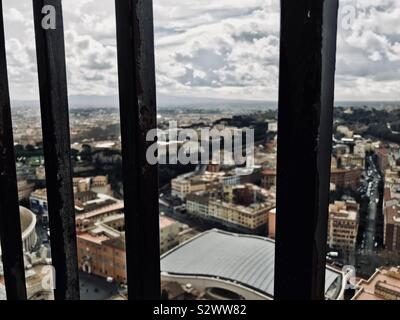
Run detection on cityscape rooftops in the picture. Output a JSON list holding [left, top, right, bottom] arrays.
[[329, 201, 359, 221], [78, 232, 111, 245], [76, 201, 124, 221], [211, 199, 272, 215], [352, 267, 400, 300]]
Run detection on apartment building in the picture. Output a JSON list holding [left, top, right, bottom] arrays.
[[327, 200, 359, 252], [267, 208, 276, 239], [171, 169, 261, 200], [382, 151, 400, 253], [338, 154, 365, 169], [330, 168, 362, 189], [208, 200, 270, 232], [383, 200, 400, 252], [77, 229, 127, 283], [73, 175, 112, 196], [186, 184, 274, 234], [171, 175, 208, 200]]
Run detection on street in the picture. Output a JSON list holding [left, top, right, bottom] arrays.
[[354, 154, 384, 277], [361, 155, 381, 256]]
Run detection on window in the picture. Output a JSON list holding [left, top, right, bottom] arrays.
[[1, 0, 398, 302]]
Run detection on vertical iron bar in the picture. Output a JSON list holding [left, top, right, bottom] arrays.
[[115, 0, 161, 299], [274, 0, 338, 300], [32, 0, 79, 300], [0, 0, 27, 300]]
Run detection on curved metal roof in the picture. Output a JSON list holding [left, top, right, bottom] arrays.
[[161, 229, 342, 299]]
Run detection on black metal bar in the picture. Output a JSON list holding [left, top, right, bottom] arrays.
[[115, 0, 161, 300], [32, 0, 79, 300], [0, 0, 27, 300], [274, 0, 338, 300]]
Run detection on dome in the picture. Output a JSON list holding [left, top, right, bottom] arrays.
[[20, 206, 35, 234], [0, 207, 37, 257]]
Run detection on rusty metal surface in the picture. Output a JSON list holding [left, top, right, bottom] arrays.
[[32, 0, 80, 300], [115, 0, 161, 300], [0, 0, 27, 300], [274, 0, 339, 300]]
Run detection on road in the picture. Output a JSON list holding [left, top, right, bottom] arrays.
[[360, 155, 381, 256], [353, 154, 385, 277]]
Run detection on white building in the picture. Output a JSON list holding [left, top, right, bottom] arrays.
[[0, 207, 37, 277]]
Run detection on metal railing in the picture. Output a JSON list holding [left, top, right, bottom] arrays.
[[0, 0, 338, 300]]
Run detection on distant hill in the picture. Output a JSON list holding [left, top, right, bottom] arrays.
[[11, 95, 399, 110], [12, 94, 277, 109]]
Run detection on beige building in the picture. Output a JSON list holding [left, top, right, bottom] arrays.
[[327, 200, 359, 251], [172, 177, 207, 200], [73, 175, 112, 196], [208, 200, 270, 231], [73, 177, 90, 193], [267, 208, 276, 239], [186, 184, 274, 233], [90, 176, 112, 195], [352, 266, 400, 300], [338, 154, 365, 169], [171, 171, 240, 200]]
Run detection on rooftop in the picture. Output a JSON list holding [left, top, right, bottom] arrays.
[[329, 201, 359, 221], [30, 188, 47, 199], [352, 267, 400, 300], [78, 232, 110, 245], [160, 215, 178, 229], [261, 169, 276, 176], [161, 229, 343, 299]]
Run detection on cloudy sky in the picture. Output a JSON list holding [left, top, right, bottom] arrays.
[[2, 0, 400, 102]]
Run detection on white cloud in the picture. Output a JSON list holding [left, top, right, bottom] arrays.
[[1, 0, 399, 101], [5, 8, 24, 22]]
